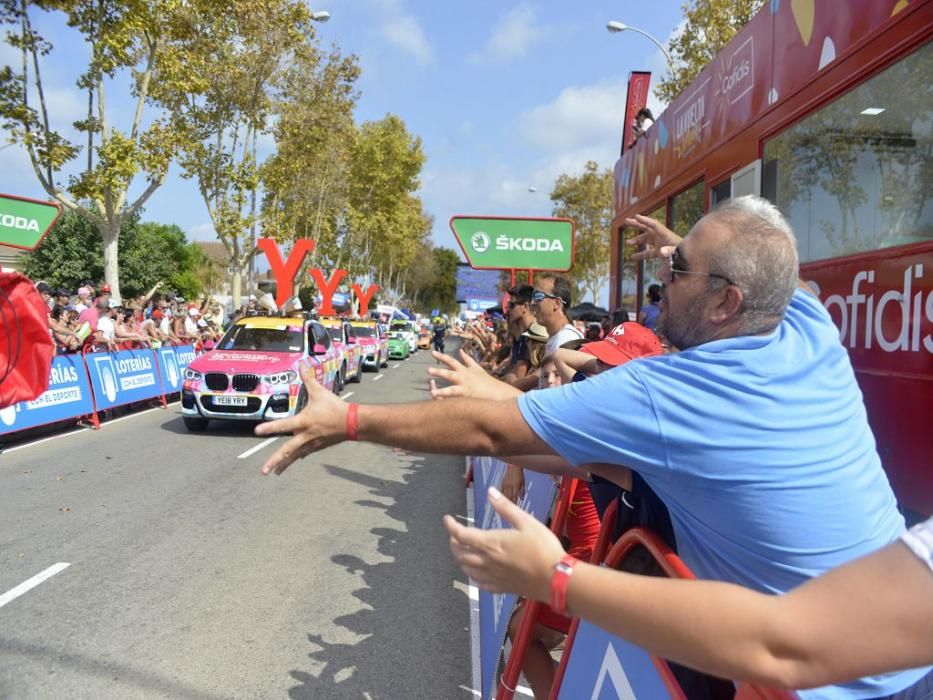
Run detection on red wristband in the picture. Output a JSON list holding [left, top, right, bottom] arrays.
[[550, 554, 579, 616], [345, 403, 359, 441]]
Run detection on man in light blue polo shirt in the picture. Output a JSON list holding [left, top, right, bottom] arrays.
[[254, 196, 930, 699]]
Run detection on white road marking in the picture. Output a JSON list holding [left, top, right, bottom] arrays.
[[392, 363, 401, 369], [237, 437, 279, 460], [341, 392, 354, 400], [372, 374, 384, 382], [1, 401, 180, 455], [0, 563, 70, 610]]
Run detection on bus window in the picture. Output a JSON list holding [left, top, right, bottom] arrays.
[[762, 42, 932, 263], [670, 180, 705, 237], [639, 204, 668, 306], [711, 179, 731, 207]]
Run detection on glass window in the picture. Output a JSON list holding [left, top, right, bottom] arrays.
[[762, 43, 932, 262], [642, 204, 668, 291], [711, 179, 731, 207], [669, 180, 705, 237]]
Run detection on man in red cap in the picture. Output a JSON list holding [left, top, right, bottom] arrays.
[[551, 322, 662, 383]]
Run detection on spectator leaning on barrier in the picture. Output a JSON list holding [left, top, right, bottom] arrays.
[[532, 273, 583, 356], [500, 284, 536, 384], [253, 195, 930, 699]]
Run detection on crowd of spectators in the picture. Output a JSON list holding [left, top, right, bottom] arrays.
[[254, 195, 932, 700], [34, 280, 230, 354]]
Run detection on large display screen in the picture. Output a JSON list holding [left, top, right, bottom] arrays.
[[455, 264, 501, 305]]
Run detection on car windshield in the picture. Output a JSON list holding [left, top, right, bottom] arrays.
[[326, 327, 342, 343], [391, 323, 412, 333], [351, 326, 375, 338], [219, 324, 304, 353]]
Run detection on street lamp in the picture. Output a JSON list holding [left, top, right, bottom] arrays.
[[606, 20, 674, 71], [311, 10, 330, 22]]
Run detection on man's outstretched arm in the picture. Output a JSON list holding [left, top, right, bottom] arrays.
[[255, 365, 555, 475]]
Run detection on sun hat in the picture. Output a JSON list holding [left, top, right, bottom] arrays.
[[521, 321, 549, 343]]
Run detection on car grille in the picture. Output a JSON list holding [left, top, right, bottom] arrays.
[[200, 396, 262, 414], [205, 373, 229, 391], [232, 373, 260, 392]]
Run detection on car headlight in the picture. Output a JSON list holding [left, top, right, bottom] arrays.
[[265, 370, 298, 385], [184, 369, 202, 380]]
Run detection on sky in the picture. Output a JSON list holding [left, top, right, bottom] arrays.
[[0, 0, 685, 260]]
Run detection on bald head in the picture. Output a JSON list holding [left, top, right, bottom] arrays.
[[700, 195, 799, 335]]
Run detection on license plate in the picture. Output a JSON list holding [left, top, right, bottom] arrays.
[[213, 394, 248, 407]]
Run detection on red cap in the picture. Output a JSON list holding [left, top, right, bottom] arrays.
[[100, 284, 112, 293], [151, 309, 165, 320], [581, 322, 662, 366]]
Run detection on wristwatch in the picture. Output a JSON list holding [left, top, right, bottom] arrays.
[[550, 554, 579, 616]]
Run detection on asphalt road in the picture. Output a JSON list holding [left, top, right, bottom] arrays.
[[0, 345, 472, 700]]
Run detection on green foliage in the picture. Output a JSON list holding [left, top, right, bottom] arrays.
[[655, 0, 765, 104], [417, 247, 460, 315], [550, 161, 614, 305], [23, 210, 205, 298]]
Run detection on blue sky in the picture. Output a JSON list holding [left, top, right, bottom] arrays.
[[0, 0, 684, 256]]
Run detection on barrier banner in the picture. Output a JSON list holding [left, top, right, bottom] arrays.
[[557, 621, 677, 699], [155, 344, 197, 394], [85, 348, 162, 411], [0, 355, 94, 435], [474, 457, 557, 699]]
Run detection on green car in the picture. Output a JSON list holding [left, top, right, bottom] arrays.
[[387, 332, 411, 360]]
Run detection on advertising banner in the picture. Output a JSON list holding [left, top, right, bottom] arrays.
[[473, 457, 557, 699], [85, 349, 162, 411], [155, 344, 197, 394], [557, 621, 676, 699], [0, 193, 62, 250], [0, 355, 94, 435], [451, 216, 575, 272], [622, 71, 652, 152]]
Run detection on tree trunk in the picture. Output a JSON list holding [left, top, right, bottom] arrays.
[[232, 271, 242, 309], [100, 220, 121, 302]]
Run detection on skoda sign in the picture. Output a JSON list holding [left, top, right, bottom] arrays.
[[0, 193, 62, 250], [450, 216, 574, 271]]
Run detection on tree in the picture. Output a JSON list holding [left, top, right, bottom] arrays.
[[655, 0, 765, 104], [261, 46, 360, 288], [23, 210, 206, 298], [417, 247, 460, 315], [550, 161, 614, 305], [0, 0, 219, 301], [170, 0, 321, 307]]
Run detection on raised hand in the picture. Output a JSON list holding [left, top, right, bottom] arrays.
[[624, 213, 682, 262], [443, 486, 565, 600], [254, 364, 349, 475], [427, 349, 522, 401]]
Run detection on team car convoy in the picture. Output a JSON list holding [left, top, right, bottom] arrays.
[[389, 320, 419, 355], [181, 313, 432, 431]]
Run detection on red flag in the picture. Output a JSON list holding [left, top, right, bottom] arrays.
[[622, 71, 652, 152]]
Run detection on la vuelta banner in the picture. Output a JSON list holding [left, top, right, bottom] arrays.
[[473, 457, 557, 699], [0, 355, 93, 435], [622, 71, 652, 152]]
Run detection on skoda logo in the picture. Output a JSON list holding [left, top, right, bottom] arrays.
[[471, 231, 490, 253]]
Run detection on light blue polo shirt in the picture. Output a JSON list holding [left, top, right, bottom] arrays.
[[518, 289, 929, 699]]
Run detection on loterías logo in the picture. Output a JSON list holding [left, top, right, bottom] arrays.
[[471, 231, 490, 253]]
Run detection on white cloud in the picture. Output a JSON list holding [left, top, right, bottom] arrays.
[[381, 16, 434, 67], [468, 3, 551, 65], [518, 80, 626, 153]]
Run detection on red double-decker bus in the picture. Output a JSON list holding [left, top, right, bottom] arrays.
[[610, 0, 932, 521]]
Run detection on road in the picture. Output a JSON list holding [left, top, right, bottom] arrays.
[[0, 347, 472, 699]]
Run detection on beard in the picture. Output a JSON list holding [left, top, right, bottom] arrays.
[[656, 289, 716, 351]]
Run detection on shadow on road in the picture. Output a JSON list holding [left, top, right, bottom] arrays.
[[284, 455, 472, 699]]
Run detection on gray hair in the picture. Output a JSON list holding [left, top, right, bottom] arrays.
[[706, 195, 799, 335]]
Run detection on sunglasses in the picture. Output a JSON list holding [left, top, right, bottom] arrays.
[[532, 290, 564, 304], [668, 247, 736, 285]]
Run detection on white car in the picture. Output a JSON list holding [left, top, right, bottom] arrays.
[[390, 321, 418, 354]]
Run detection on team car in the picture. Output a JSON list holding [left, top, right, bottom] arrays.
[[350, 320, 389, 370], [417, 327, 431, 350], [180, 315, 340, 431], [320, 317, 364, 387], [390, 320, 418, 354], [387, 331, 410, 360]]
